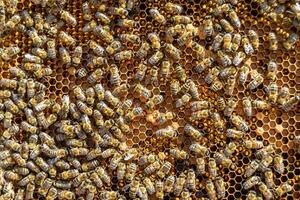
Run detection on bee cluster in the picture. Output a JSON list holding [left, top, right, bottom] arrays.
[[0, 0, 299, 199]]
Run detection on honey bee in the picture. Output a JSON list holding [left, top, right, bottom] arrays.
[[226, 128, 244, 139], [148, 51, 164, 66], [58, 31, 75, 46], [134, 84, 152, 101], [268, 32, 278, 51], [258, 182, 273, 200], [223, 142, 237, 158], [224, 75, 236, 95], [133, 62, 147, 81], [99, 191, 118, 200], [164, 2, 183, 14], [105, 40, 122, 55], [232, 51, 246, 67], [211, 33, 223, 52], [71, 46, 83, 66], [166, 24, 185, 39], [156, 125, 178, 138], [178, 31, 193, 47], [266, 82, 278, 104], [190, 100, 210, 112], [87, 69, 103, 84], [246, 190, 261, 200], [58, 46, 71, 65], [95, 12, 111, 24], [206, 180, 217, 200], [145, 94, 164, 110], [147, 68, 159, 85], [170, 148, 188, 160], [174, 173, 186, 196], [217, 50, 231, 67], [239, 62, 250, 85], [230, 114, 249, 132], [116, 162, 126, 181], [126, 163, 137, 183], [213, 177, 225, 199], [94, 26, 114, 44], [23, 53, 42, 64], [46, 40, 57, 59], [21, 121, 38, 134], [129, 178, 140, 199], [232, 33, 242, 52], [149, 8, 166, 24], [258, 155, 273, 172], [6, 14, 21, 30], [242, 97, 253, 117], [34, 99, 51, 113], [164, 43, 181, 60], [15, 188, 25, 200], [115, 50, 133, 62], [228, 9, 241, 28], [172, 15, 192, 24], [93, 84, 104, 101], [35, 157, 51, 172], [214, 152, 233, 168], [134, 43, 150, 60], [27, 28, 43, 47], [3, 98, 19, 114], [244, 139, 264, 149], [189, 143, 209, 156], [248, 30, 259, 50], [83, 87, 95, 106], [184, 124, 205, 140], [255, 145, 275, 160], [248, 70, 264, 90], [223, 33, 232, 52], [109, 6, 128, 16], [46, 187, 58, 200], [97, 101, 114, 117], [191, 41, 205, 59], [31, 48, 48, 60], [18, 173, 34, 186], [252, 99, 270, 110], [281, 95, 300, 111], [214, 3, 231, 16], [191, 109, 210, 121], [283, 33, 299, 50], [184, 169, 196, 190], [263, 169, 275, 189], [273, 154, 285, 174], [220, 19, 234, 33], [202, 16, 214, 37], [58, 190, 75, 200], [242, 36, 254, 55], [25, 183, 35, 200], [60, 10, 77, 26], [125, 106, 144, 122], [76, 100, 93, 116], [88, 40, 104, 57], [212, 112, 226, 130], [275, 182, 292, 198], [223, 97, 237, 117], [120, 33, 140, 44], [175, 93, 191, 108], [146, 32, 160, 50], [243, 176, 261, 190], [96, 167, 112, 186], [277, 86, 289, 105], [172, 64, 186, 83], [81, 1, 92, 20]]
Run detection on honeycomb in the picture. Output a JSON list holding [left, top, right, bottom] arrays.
[[0, 0, 299, 199]]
